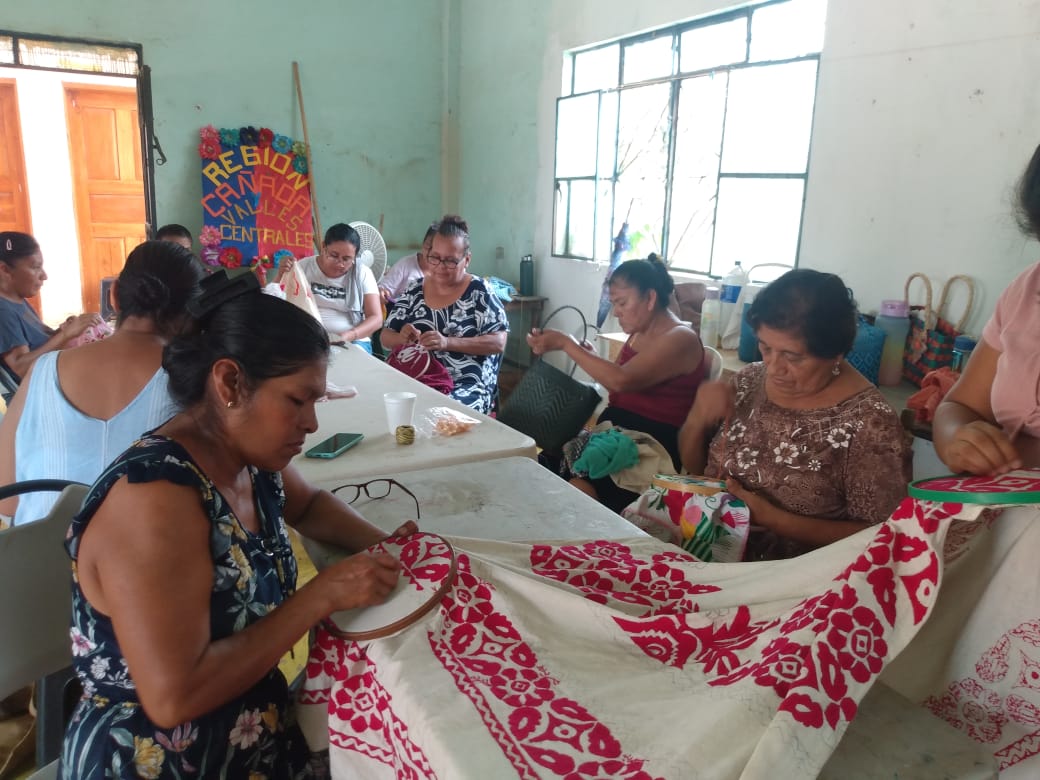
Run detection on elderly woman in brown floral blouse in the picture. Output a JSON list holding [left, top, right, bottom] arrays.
[[678, 269, 911, 560]]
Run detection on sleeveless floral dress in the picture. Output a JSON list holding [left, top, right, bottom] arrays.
[[61, 435, 315, 779]]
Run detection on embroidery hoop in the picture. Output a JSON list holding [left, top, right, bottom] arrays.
[[908, 468, 1040, 505], [324, 532, 457, 641]]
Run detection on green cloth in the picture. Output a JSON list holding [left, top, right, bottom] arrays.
[[572, 429, 639, 479]]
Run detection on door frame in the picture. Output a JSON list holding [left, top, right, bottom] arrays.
[[0, 29, 155, 233]]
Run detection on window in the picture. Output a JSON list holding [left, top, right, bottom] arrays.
[[0, 31, 140, 75], [553, 0, 826, 276]]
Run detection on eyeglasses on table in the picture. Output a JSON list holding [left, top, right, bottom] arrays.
[[332, 478, 421, 520]]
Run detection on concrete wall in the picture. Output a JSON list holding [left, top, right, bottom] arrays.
[[457, 0, 1040, 336], [3, 0, 446, 264]]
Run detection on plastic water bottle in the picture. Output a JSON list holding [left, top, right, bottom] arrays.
[[519, 254, 534, 296], [876, 299, 910, 386], [699, 286, 721, 349], [719, 261, 749, 340], [951, 335, 976, 372]]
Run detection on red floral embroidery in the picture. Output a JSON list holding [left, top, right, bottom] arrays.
[[825, 604, 888, 684], [925, 678, 1007, 743]]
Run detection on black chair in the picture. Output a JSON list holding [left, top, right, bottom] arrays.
[[0, 361, 19, 406]]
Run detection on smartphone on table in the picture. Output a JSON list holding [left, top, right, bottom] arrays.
[[304, 432, 364, 459]]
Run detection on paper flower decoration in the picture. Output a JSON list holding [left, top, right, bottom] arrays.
[[218, 247, 243, 269], [272, 135, 292, 155], [200, 247, 222, 268], [292, 140, 307, 157], [273, 249, 294, 269], [199, 225, 221, 249], [292, 155, 308, 174], [219, 128, 239, 148], [239, 126, 259, 146], [199, 124, 219, 143], [258, 128, 274, 148], [198, 138, 221, 159]]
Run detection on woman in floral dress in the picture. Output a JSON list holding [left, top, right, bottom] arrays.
[[381, 215, 507, 414], [61, 271, 417, 778], [679, 269, 911, 560]]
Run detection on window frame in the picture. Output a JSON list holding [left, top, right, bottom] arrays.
[[552, 0, 823, 277]]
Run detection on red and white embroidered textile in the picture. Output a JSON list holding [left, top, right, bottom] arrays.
[[299, 498, 1032, 778]]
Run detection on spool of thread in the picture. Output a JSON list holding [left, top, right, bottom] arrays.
[[395, 425, 416, 445]]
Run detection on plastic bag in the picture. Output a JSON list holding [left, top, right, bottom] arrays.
[[416, 406, 481, 437]]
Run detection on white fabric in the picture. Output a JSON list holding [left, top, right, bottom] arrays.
[[378, 252, 424, 300], [299, 494, 1024, 778], [13, 351, 177, 525], [297, 255, 378, 338]]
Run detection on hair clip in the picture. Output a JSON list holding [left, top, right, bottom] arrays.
[[187, 269, 260, 318], [4, 239, 11, 251]]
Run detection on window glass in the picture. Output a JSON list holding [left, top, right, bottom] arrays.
[[18, 37, 139, 75], [712, 178, 804, 271], [750, 0, 827, 62], [680, 19, 747, 73], [721, 60, 818, 174], [0, 37, 13, 65], [566, 180, 596, 258], [553, 181, 569, 256], [668, 74, 728, 274], [573, 44, 619, 94], [555, 93, 599, 178], [614, 83, 671, 258], [622, 36, 674, 84]]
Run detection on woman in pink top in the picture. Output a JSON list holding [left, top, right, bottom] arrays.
[[527, 255, 705, 511], [934, 144, 1040, 474]]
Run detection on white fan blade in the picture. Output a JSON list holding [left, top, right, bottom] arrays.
[[358, 249, 374, 268]]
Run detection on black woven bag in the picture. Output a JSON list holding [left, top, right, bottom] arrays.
[[497, 305, 602, 455]]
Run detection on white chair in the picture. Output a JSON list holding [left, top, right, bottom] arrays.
[[703, 345, 724, 382], [0, 481, 89, 778]]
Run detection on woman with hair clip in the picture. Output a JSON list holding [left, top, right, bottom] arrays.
[[0, 231, 103, 380], [276, 222, 382, 353], [60, 270, 417, 778], [0, 240, 203, 526], [527, 254, 705, 512], [381, 214, 508, 414]]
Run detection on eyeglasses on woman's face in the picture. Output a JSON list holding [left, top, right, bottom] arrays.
[[332, 478, 421, 520], [425, 253, 466, 268]]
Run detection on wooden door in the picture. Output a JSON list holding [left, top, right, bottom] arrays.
[[65, 84, 146, 313], [0, 80, 37, 311]]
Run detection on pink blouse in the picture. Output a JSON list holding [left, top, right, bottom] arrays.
[[982, 262, 1040, 437]]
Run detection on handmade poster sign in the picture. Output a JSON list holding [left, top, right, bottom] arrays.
[[197, 125, 315, 275]]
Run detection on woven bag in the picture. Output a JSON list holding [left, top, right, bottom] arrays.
[[497, 305, 602, 455]]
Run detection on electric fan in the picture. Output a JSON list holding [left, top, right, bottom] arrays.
[[350, 221, 388, 282]]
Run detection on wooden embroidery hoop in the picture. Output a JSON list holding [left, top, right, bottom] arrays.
[[324, 532, 457, 641]]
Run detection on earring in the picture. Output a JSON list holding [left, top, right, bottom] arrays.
[[831, 363, 841, 377], [226, 400, 235, 409]]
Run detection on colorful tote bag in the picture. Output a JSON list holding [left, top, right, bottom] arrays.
[[903, 273, 975, 387]]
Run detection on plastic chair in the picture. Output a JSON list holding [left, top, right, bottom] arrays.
[[0, 480, 89, 777], [703, 345, 724, 382]]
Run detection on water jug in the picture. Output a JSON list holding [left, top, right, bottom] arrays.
[[699, 286, 721, 349], [876, 299, 910, 386], [719, 261, 749, 340], [951, 335, 977, 372]]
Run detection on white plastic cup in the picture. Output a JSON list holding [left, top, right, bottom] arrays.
[[383, 392, 417, 435]]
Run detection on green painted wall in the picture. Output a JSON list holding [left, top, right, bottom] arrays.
[[3, 0, 445, 255]]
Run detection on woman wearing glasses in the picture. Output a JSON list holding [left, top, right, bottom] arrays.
[[381, 214, 508, 414], [276, 222, 382, 353], [60, 270, 417, 779]]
